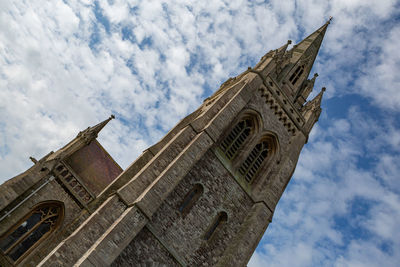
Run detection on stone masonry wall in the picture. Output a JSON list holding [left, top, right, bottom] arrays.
[[111, 226, 179, 267], [145, 149, 254, 266], [0, 177, 88, 267]]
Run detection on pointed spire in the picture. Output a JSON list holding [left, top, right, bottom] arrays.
[[295, 72, 319, 105], [278, 18, 330, 101], [302, 87, 325, 119], [77, 115, 115, 144], [290, 18, 331, 65], [310, 87, 326, 108], [276, 40, 292, 56], [301, 87, 326, 135], [274, 40, 292, 73], [257, 39, 292, 69], [304, 73, 319, 95]]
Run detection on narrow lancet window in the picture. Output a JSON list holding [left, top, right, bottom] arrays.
[[220, 118, 253, 160], [179, 184, 204, 215], [204, 211, 228, 240], [289, 65, 305, 85], [0, 202, 63, 262], [238, 140, 270, 183]]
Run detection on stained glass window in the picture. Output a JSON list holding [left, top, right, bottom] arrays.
[[0, 202, 63, 262]]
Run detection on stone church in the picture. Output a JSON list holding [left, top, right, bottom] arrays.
[[0, 19, 330, 266]]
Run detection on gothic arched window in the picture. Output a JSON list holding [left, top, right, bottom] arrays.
[[0, 201, 64, 263], [220, 118, 254, 160], [204, 211, 228, 240], [179, 184, 204, 215], [289, 65, 305, 85], [238, 140, 270, 183]]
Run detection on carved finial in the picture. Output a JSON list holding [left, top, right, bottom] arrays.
[[287, 40, 292, 45], [322, 87, 326, 92], [77, 115, 115, 144], [30, 157, 38, 164], [309, 73, 319, 83], [328, 16, 333, 24]]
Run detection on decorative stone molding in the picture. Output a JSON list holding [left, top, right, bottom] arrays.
[[259, 87, 297, 135], [257, 77, 306, 136], [53, 162, 94, 206]]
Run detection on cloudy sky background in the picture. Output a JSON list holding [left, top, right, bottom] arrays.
[[1, 0, 399, 266]]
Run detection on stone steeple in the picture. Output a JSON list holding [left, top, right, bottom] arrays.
[[253, 18, 331, 110], [288, 18, 331, 65], [0, 21, 330, 267], [283, 19, 331, 79]]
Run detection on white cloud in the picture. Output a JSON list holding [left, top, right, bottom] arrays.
[[357, 26, 400, 110], [1, 0, 400, 266], [250, 100, 400, 266]]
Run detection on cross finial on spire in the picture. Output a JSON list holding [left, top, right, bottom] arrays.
[[328, 16, 333, 24]]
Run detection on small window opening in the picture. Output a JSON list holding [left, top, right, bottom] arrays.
[[0, 202, 63, 262], [289, 65, 305, 85], [204, 212, 228, 240], [220, 118, 253, 160], [238, 140, 270, 183], [179, 184, 204, 215]]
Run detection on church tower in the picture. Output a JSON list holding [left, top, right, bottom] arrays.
[[0, 20, 330, 266]]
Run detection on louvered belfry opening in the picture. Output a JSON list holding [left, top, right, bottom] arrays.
[[220, 118, 254, 160], [238, 140, 269, 183]]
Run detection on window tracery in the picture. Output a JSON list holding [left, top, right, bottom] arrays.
[[217, 111, 278, 189], [220, 118, 254, 160], [0, 201, 63, 263], [238, 140, 270, 183]]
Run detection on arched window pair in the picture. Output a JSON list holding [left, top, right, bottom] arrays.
[[0, 201, 64, 263], [220, 115, 277, 184]]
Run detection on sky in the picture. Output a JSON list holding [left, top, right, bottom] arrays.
[[0, 0, 400, 266]]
